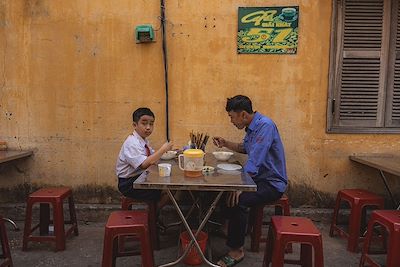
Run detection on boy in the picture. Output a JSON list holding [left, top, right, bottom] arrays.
[[116, 107, 173, 209]]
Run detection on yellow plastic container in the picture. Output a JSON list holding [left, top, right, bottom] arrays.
[[178, 149, 205, 177]]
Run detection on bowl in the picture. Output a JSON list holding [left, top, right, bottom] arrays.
[[161, 150, 177, 160], [212, 151, 234, 161]]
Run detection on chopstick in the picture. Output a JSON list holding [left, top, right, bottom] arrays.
[[189, 131, 209, 150]]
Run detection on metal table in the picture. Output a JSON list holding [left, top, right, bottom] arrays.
[[0, 149, 34, 230], [133, 155, 256, 267], [350, 154, 400, 210], [0, 150, 33, 164]]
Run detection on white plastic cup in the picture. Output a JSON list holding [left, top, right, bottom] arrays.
[[158, 163, 172, 177]]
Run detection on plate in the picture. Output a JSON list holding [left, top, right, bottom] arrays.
[[217, 163, 242, 171], [217, 169, 241, 175]]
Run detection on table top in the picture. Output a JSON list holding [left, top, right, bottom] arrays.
[[133, 154, 257, 192], [349, 154, 400, 177], [0, 150, 33, 164]]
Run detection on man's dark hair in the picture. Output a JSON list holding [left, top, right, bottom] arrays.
[[226, 95, 253, 114], [132, 107, 155, 123]]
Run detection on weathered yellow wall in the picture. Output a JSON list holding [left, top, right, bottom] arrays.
[[1, 0, 399, 204]]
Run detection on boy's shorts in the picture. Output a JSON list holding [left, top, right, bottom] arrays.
[[118, 176, 162, 201]]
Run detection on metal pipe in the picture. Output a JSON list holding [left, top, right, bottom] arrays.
[[160, 0, 170, 141]]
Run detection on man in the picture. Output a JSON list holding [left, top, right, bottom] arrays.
[[213, 95, 287, 267]]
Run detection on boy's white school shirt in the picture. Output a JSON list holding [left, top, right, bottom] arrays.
[[115, 130, 154, 179]]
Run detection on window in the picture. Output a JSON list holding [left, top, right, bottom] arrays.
[[327, 0, 400, 133]]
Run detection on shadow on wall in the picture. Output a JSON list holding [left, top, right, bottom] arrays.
[[0, 183, 121, 204], [286, 181, 336, 208], [0, 182, 397, 208], [0, 182, 336, 207]]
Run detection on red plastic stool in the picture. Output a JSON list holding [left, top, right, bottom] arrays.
[[101, 211, 154, 267], [263, 216, 324, 267], [329, 189, 384, 252], [359, 210, 400, 267], [121, 196, 159, 250], [22, 187, 79, 251], [248, 195, 292, 252], [0, 217, 13, 267]]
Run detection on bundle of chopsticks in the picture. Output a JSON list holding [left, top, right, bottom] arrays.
[[190, 131, 209, 150]]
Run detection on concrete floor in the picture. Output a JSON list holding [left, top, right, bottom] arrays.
[[3, 217, 366, 267]]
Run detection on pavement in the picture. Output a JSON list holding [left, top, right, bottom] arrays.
[[3, 213, 366, 267]]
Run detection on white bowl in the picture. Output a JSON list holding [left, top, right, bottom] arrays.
[[161, 150, 177, 160], [212, 151, 234, 161]]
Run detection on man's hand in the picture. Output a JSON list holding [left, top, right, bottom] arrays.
[[212, 136, 226, 148], [226, 191, 242, 207]]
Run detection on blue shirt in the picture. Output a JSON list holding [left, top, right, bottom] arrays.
[[243, 112, 287, 193]]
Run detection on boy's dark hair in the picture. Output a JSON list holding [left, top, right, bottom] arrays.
[[132, 107, 155, 123], [226, 95, 253, 114]]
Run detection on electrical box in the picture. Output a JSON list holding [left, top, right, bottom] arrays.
[[135, 24, 155, 43]]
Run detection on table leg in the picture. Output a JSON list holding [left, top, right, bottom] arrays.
[[189, 191, 202, 225], [158, 190, 223, 267], [379, 170, 399, 209], [2, 218, 19, 231], [165, 191, 202, 229]]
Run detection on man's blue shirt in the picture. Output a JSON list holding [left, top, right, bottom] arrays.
[[243, 112, 287, 193]]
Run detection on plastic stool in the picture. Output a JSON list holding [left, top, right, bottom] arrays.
[[263, 216, 324, 267], [248, 195, 292, 252], [329, 189, 384, 252], [0, 217, 13, 267], [359, 210, 400, 267], [121, 196, 159, 250], [22, 187, 79, 251], [101, 211, 154, 267]]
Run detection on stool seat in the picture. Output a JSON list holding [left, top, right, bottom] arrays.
[[29, 187, 71, 199], [107, 210, 147, 227], [329, 189, 384, 252], [340, 189, 384, 202], [22, 187, 79, 252], [263, 216, 324, 267], [0, 217, 13, 267], [373, 210, 400, 223], [102, 211, 154, 267], [274, 216, 321, 235], [360, 210, 400, 267]]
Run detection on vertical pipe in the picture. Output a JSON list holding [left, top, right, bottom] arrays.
[[160, 0, 170, 141]]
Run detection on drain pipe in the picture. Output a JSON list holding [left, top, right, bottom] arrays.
[[160, 0, 170, 141]]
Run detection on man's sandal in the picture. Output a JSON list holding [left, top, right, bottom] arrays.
[[218, 254, 244, 267]]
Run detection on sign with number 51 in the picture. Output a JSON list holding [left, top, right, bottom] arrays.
[[238, 6, 299, 54]]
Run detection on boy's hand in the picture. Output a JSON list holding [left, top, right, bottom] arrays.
[[212, 137, 225, 148], [161, 141, 174, 153]]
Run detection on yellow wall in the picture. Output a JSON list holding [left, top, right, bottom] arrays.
[[1, 0, 399, 203]]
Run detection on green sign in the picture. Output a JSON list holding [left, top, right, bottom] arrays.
[[238, 6, 299, 54]]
